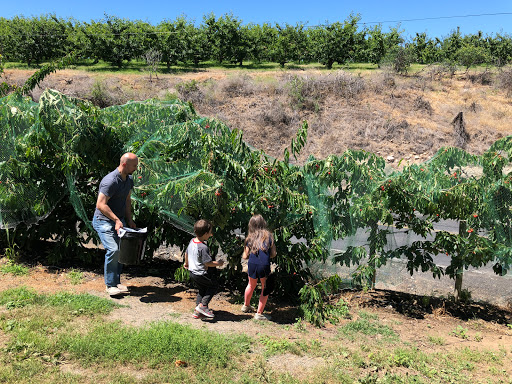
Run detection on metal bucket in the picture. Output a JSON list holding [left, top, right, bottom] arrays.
[[118, 229, 147, 265]]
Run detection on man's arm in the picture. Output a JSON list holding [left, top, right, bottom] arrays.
[[124, 191, 136, 229], [96, 192, 124, 233]]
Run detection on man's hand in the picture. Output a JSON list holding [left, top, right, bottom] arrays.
[[115, 219, 123, 233]]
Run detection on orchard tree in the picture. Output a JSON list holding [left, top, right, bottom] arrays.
[[6, 15, 73, 66], [184, 22, 210, 67], [246, 23, 274, 63], [362, 25, 386, 66], [412, 32, 441, 64], [309, 15, 362, 69], [0, 18, 12, 60], [455, 45, 489, 71], [81, 15, 155, 68], [270, 22, 307, 68], [440, 27, 463, 63], [486, 33, 512, 66], [156, 17, 190, 69]]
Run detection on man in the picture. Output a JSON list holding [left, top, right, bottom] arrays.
[[92, 152, 138, 296]]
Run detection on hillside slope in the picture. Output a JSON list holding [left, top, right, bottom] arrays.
[[3, 67, 512, 165]]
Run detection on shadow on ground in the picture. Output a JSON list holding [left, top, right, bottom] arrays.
[[350, 289, 512, 324]]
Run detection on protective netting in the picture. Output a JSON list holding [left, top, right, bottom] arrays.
[[1, 89, 512, 296]]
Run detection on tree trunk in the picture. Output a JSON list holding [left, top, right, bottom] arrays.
[[454, 220, 467, 302], [369, 220, 378, 290]]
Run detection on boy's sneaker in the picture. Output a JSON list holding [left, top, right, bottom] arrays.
[[195, 304, 215, 318], [106, 286, 123, 296], [117, 284, 129, 293], [254, 313, 271, 321], [192, 310, 205, 319], [241, 304, 255, 313]]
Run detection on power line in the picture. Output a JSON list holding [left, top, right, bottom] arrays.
[[305, 12, 512, 28], [362, 12, 512, 25]]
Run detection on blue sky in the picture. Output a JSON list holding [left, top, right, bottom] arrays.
[[3, 0, 512, 40]]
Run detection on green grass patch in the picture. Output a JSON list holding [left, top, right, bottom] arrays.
[[61, 321, 250, 368], [0, 261, 29, 276], [258, 335, 301, 357], [427, 335, 446, 345], [339, 311, 397, 340], [4, 59, 386, 76], [0, 286, 118, 314], [0, 286, 39, 308], [67, 269, 84, 285]]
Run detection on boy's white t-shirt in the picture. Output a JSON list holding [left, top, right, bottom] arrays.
[[187, 238, 212, 275]]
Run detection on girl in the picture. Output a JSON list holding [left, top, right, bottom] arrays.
[[241, 214, 277, 320]]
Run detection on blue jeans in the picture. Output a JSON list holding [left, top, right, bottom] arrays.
[[92, 216, 123, 287]]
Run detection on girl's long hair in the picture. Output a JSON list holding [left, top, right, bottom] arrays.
[[245, 214, 273, 254]]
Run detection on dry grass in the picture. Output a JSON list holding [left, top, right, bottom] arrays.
[[4, 67, 512, 163]]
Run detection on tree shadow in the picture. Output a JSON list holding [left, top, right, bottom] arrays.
[[355, 289, 512, 324]]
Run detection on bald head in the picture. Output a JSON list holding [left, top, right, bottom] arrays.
[[120, 152, 138, 165], [119, 152, 138, 177]]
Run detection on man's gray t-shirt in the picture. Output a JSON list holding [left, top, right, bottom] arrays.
[[187, 239, 212, 276], [94, 169, 133, 221]]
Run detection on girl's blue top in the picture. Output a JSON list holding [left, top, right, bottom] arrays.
[[247, 238, 272, 266]]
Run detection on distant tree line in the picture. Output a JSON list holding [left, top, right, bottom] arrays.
[[0, 13, 511, 70]]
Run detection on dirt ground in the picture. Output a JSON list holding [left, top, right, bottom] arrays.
[[1, 257, 512, 378]]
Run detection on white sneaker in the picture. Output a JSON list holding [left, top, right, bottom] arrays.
[[106, 286, 123, 296], [241, 305, 255, 313], [117, 284, 129, 293], [254, 313, 271, 321]]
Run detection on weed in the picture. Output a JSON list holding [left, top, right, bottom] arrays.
[[428, 335, 446, 345], [89, 79, 113, 108], [162, 91, 179, 101], [474, 332, 483, 342], [293, 317, 307, 332], [468, 70, 493, 85], [3, 230, 20, 263], [390, 348, 414, 368], [67, 268, 84, 285], [413, 96, 433, 115], [176, 79, 203, 104], [497, 68, 512, 96], [259, 335, 301, 356], [143, 48, 162, 82], [421, 295, 432, 307], [340, 314, 397, 340], [458, 288, 472, 304], [451, 325, 469, 339], [220, 75, 255, 97]]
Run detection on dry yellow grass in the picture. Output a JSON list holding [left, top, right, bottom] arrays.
[[4, 67, 512, 164]]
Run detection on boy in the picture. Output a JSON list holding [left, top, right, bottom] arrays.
[[184, 219, 224, 318]]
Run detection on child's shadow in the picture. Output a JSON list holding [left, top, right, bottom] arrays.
[[128, 285, 186, 304], [201, 310, 253, 323]]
